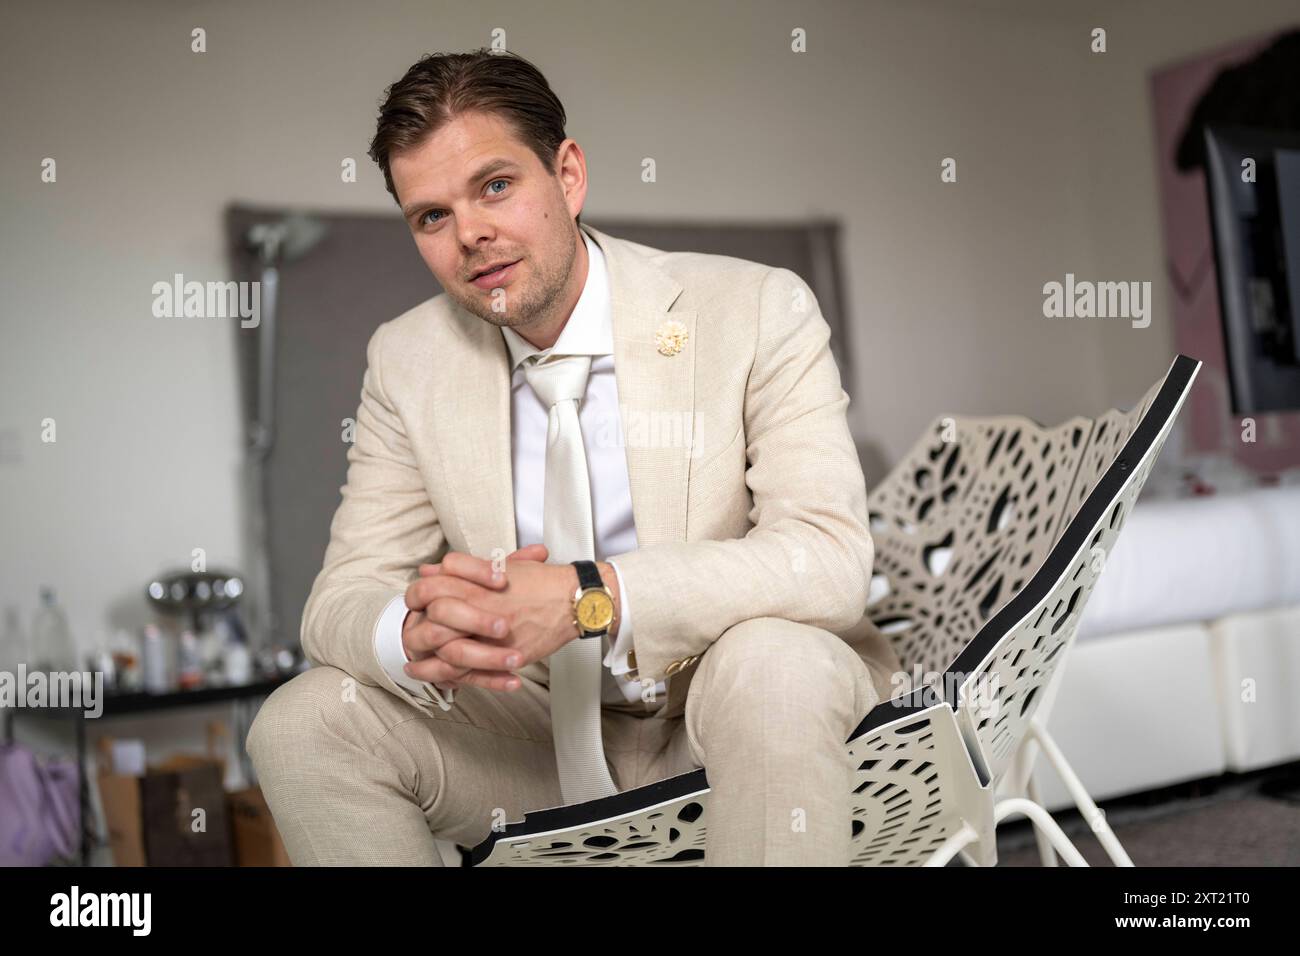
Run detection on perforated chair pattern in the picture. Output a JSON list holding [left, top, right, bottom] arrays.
[[466, 355, 1201, 866]]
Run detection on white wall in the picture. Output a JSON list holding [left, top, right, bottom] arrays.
[[1, 0, 1296, 773], [1071, 0, 1300, 404]]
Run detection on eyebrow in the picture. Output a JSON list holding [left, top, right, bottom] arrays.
[[400, 158, 520, 219]]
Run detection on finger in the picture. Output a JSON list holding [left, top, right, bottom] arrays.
[[405, 574, 496, 615], [416, 562, 505, 586], [417, 552, 507, 588], [417, 544, 546, 582], [433, 664, 471, 693], [456, 671, 522, 692], [432, 633, 522, 672], [507, 543, 548, 562], [416, 561, 505, 588], [443, 550, 509, 589], [418, 595, 509, 644], [402, 615, 472, 657], [404, 656, 521, 691]]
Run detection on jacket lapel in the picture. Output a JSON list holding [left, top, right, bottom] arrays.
[[431, 309, 518, 561], [589, 223, 696, 554]]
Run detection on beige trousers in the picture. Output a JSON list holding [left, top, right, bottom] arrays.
[[246, 616, 892, 866]]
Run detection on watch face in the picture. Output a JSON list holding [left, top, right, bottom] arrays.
[[575, 590, 614, 631]]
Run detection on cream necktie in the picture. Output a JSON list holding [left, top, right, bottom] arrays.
[[522, 352, 620, 804]]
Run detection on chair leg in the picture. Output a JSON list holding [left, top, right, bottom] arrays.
[[923, 822, 980, 867], [1025, 774, 1059, 867], [993, 797, 1090, 866], [1004, 734, 1060, 866], [1024, 720, 1134, 867]]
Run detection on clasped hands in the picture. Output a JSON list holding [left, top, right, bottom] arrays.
[[400, 544, 617, 695]]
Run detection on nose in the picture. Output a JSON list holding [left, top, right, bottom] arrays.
[[455, 210, 495, 255]]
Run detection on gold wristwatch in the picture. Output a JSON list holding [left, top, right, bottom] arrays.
[[570, 560, 614, 639]]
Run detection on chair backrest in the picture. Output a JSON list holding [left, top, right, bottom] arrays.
[[838, 354, 1199, 862], [864, 355, 1198, 684], [864, 411, 1090, 682], [943, 356, 1198, 784]]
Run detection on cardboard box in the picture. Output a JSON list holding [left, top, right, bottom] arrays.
[[227, 786, 291, 866], [140, 762, 232, 866], [96, 722, 234, 867], [96, 764, 146, 866]]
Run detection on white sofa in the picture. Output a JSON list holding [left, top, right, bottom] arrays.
[[1006, 484, 1300, 811]]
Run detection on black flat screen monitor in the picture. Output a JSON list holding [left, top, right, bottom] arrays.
[[1203, 124, 1300, 414]]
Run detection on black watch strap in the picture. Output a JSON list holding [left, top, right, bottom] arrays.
[[572, 559, 602, 590]]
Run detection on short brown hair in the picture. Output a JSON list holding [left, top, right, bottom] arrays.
[[368, 48, 580, 226]]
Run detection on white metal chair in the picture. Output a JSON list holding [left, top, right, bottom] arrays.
[[464, 354, 1201, 866]]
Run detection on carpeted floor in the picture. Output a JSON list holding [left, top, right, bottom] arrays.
[[992, 760, 1300, 866]]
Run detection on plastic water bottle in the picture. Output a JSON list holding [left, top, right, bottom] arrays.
[[31, 587, 76, 673], [141, 623, 170, 693]]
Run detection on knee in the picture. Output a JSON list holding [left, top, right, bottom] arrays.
[[709, 617, 849, 676], [696, 617, 874, 718], [246, 665, 355, 774]]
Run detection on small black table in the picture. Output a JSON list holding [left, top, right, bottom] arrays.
[[2, 675, 292, 866]]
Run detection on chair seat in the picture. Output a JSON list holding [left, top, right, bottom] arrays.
[[468, 687, 992, 867]]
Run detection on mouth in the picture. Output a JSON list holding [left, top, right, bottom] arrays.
[[469, 259, 521, 288]]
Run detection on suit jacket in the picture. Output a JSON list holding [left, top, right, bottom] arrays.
[[301, 223, 901, 722]]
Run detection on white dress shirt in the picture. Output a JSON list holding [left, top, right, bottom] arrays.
[[374, 231, 665, 711]]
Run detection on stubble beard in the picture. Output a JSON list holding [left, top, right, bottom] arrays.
[[455, 237, 576, 333]]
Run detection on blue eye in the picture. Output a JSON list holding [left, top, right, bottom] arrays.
[[418, 180, 508, 227]]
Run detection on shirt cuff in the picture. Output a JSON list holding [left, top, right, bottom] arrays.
[[603, 560, 636, 676], [374, 593, 454, 711]]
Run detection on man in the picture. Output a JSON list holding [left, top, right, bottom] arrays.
[[247, 48, 902, 867]]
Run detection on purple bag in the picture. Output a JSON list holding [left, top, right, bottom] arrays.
[[0, 742, 81, 866]]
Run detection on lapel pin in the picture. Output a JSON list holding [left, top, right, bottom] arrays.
[[655, 319, 689, 356]]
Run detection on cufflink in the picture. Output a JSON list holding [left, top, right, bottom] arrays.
[[655, 319, 689, 356], [665, 654, 701, 676]]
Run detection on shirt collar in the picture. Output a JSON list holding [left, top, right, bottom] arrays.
[[501, 229, 612, 372]]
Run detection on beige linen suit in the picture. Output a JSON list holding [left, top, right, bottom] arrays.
[[247, 223, 903, 866]]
